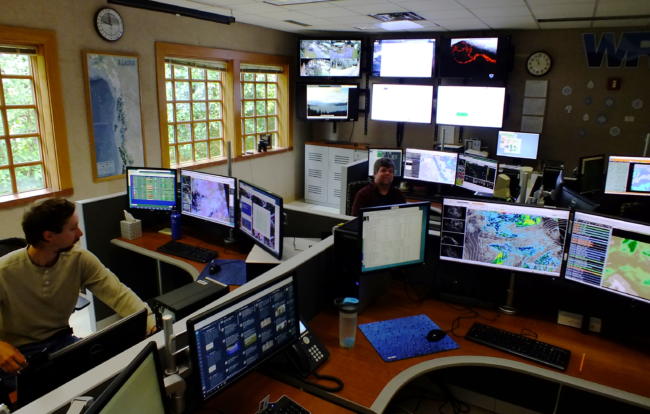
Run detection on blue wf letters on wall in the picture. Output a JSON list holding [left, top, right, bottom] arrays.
[[583, 32, 650, 67]]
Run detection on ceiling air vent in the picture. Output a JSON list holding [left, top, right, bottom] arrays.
[[369, 11, 425, 22]]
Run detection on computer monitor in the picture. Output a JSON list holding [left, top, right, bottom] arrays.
[[604, 155, 650, 196], [305, 84, 358, 121], [360, 202, 429, 273], [496, 131, 540, 160], [368, 148, 403, 177], [17, 308, 147, 407], [299, 39, 362, 78], [455, 153, 499, 194], [370, 83, 434, 124], [403, 148, 458, 185], [436, 85, 506, 128], [179, 169, 236, 228], [439, 36, 510, 81], [371, 38, 436, 78], [439, 198, 570, 277], [186, 274, 299, 401], [126, 167, 178, 211], [238, 180, 283, 259], [579, 155, 605, 194], [85, 342, 169, 414], [565, 211, 650, 304]]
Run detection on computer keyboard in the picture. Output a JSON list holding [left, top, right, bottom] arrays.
[[465, 322, 571, 371], [156, 240, 217, 263], [260, 396, 310, 414]]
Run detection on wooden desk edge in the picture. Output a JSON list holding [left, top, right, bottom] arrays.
[[370, 356, 650, 413]]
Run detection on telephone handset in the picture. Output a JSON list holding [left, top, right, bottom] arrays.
[[287, 320, 329, 378]]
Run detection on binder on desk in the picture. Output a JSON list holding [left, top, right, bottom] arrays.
[[359, 314, 459, 362]]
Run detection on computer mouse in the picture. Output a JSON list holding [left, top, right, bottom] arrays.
[[208, 263, 221, 275], [426, 329, 447, 342]]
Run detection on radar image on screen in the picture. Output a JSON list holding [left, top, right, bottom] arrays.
[[421, 155, 456, 184], [182, 178, 230, 223], [631, 164, 650, 192], [603, 234, 650, 301]]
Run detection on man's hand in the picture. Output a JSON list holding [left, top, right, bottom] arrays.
[[0, 341, 27, 374]]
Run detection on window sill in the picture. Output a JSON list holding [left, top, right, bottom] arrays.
[[176, 147, 292, 170], [0, 187, 74, 209]]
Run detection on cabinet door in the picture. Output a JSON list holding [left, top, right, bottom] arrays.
[[327, 147, 354, 205], [305, 145, 328, 203]]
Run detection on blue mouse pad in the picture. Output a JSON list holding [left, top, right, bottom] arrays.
[[198, 259, 247, 286], [359, 314, 459, 362]]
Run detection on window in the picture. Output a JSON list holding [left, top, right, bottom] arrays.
[[0, 26, 71, 205], [156, 42, 291, 168]]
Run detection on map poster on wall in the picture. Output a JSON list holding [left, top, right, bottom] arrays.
[[83, 51, 145, 181]]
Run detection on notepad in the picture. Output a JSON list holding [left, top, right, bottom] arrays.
[[359, 314, 459, 362], [198, 259, 247, 286]]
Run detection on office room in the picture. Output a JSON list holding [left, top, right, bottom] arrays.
[[0, 0, 649, 413]]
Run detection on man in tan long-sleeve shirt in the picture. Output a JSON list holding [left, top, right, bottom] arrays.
[[0, 198, 155, 375]]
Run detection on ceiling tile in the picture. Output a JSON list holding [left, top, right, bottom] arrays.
[[456, 0, 525, 7], [592, 18, 650, 27], [471, 6, 532, 18], [388, 0, 464, 11], [416, 8, 476, 20], [531, 3, 597, 20], [435, 17, 491, 30], [538, 21, 592, 29], [595, 0, 650, 16], [480, 15, 539, 29]]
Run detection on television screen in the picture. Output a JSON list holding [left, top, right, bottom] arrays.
[[368, 148, 403, 177], [372, 38, 436, 78], [238, 180, 283, 259], [455, 153, 499, 194], [440, 198, 570, 277], [440, 37, 507, 80], [180, 169, 236, 228], [565, 212, 650, 304], [126, 167, 177, 211], [436, 85, 505, 128], [370, 83, 434, 124], [299, 39, 362, 78], [604, 155, 650, 196], [496, 131, 540, 160], [403, 148, 458, 185], [306, 84, 357, 120], [360, 202, 429, 273]]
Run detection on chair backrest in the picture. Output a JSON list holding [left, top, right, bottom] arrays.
[[345, 180, 369, 215], [0, 237, 27, 257]]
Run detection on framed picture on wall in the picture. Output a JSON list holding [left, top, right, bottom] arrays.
[[83, 51, 146, 181]]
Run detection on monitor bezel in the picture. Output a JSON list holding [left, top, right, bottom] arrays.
[[402, 148, 459, 185], [438, 35, 511, 81], [179, 169, 238, 229], [298, 38, 364, 80], [370, 83, 435, 124], [496, 130, 540, 160], [359, 201, 430, 273], [370, 36, 437, 79], [367, 147, 404, 178], [436, 85, 506, 128], [186, 273, 300, 401], [125, 166, 178, 212], [237, 179, 284, 259], [304, 83, 360, 121]]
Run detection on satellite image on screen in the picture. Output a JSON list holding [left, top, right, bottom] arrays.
[[630, 164, 650, 192], [420, 154, 457, 184], [185, 180, 229, 223], [603, 235, 650, 301]]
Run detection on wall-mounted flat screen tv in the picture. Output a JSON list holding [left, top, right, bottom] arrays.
[[439, 36, 509, 80], [371, 38, 436, 78], [299, 39, 362, 78], [371, 83, 433, 124], [306, 84, 358, 121], [436, 85, 505, 128]]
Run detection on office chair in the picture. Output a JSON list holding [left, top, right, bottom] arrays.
[[345, 180, 369, 215], [0, 237, 90, 311]]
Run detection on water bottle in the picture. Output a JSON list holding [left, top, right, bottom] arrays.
[[171, 211, 182, 240]]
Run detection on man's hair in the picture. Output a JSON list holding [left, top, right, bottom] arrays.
[[373, 157, 396, 175], [22, 198, 76, 246]]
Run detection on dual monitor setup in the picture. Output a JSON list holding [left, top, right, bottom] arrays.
[[299, 36, 510, 125], [126, 167, 283, 258]]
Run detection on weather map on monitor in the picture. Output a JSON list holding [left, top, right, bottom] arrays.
[[440, 37, 506, 80], [455, 154, 498, 194], [629, 163, 650, 193], [180, 170, 236, 228], [497, 131, 540, 160], [440, 198, 569, 276], [299, 39, 362, 77], [605, 155, 650, 196], [403, 148, 457, 185]]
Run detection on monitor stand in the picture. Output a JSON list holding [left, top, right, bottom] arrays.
[[498, 271, 517, 315], [223, 227, 236, 245]]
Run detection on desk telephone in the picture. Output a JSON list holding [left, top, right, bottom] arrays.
[[287, 321, 329, 378]]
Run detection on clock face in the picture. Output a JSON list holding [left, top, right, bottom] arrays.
[[526, 51, 552, 76], [95, 8, 124, 42]]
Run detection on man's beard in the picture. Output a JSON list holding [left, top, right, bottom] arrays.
[[57, 239, 78, 253]]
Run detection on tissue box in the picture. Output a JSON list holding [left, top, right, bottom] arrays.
[[120, 219, 142, 240]]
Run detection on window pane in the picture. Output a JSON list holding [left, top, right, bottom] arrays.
[[208, 102, 222, 119], [244, 136, 256, 153], [271, 133, 278, 148], [0, 169, 11, 195], [3, 78, 34, 105], [178, 144, 192, 163], [175, 81, 190, 100], [177, 124, 191, 142], [243, 83, 255, 99], [243, 101, 255, 117], [255, 84, 266, 99], [194, 122, 207, 140], [191, 67, 205, 80], [0, 54, 30, 75], [165, 82, 173, 100], [169, 147, 177, 165], [175, 103, 191, 122], [243, 73, 254, 81], [167, 103, 174, 122], [0, 113, 4, 136], [167, 125, 175, 144], [7, 108, 38, 135], [244, 119, 255, 135], [194, 141, 208, 160], [209, 140, 223, 158], [173, 65, 188, 79], [10, 137, 41, 163], [165, 63, 172, 78], [207, 82, 221, 100], [256, 117, 266, 133], [191, 82, 206, 100], [267, 101, 277, 115], [0, 141, 7, 165], [207, 70, 221, 81], [255, 101, 266, 116], [267, 84, 277, 99], [192, 102, 207, 120], [255, 74, 266, 82], [15, 164, 44, 192], [268, 74, 277, 82], [209, 121, 222, 139], [268, 117, 277, 132]]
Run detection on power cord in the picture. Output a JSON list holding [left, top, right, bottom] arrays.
[[298, 371, 344, 392]]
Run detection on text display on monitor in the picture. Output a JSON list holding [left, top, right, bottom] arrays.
[[306, 84, 357, 120], [370, 84, 434, 124], [565, 212, 650, 304], [187, 276, 299, 400], [604, 155, 650, 196], [455, 154, 499, 194], [371, 38, 436, 78], [180, 170, 236, 228], [440, 198, 570, 276], [368, 148, 403, 177], [496, 131, 540, 160], [436, 85, 505, 128], [126, 168, 177, 211], [299, 39, 362, 77], [238, 180, 283, 258], [403, 148, 458, 185]]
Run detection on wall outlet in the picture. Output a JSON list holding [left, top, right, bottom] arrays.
[[588, 317, 602, 333], [557, 310, 583, 328]]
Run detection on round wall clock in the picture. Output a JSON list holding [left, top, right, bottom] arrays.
[[526, 51, 552, 76], [95, 8, 124, 42]]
